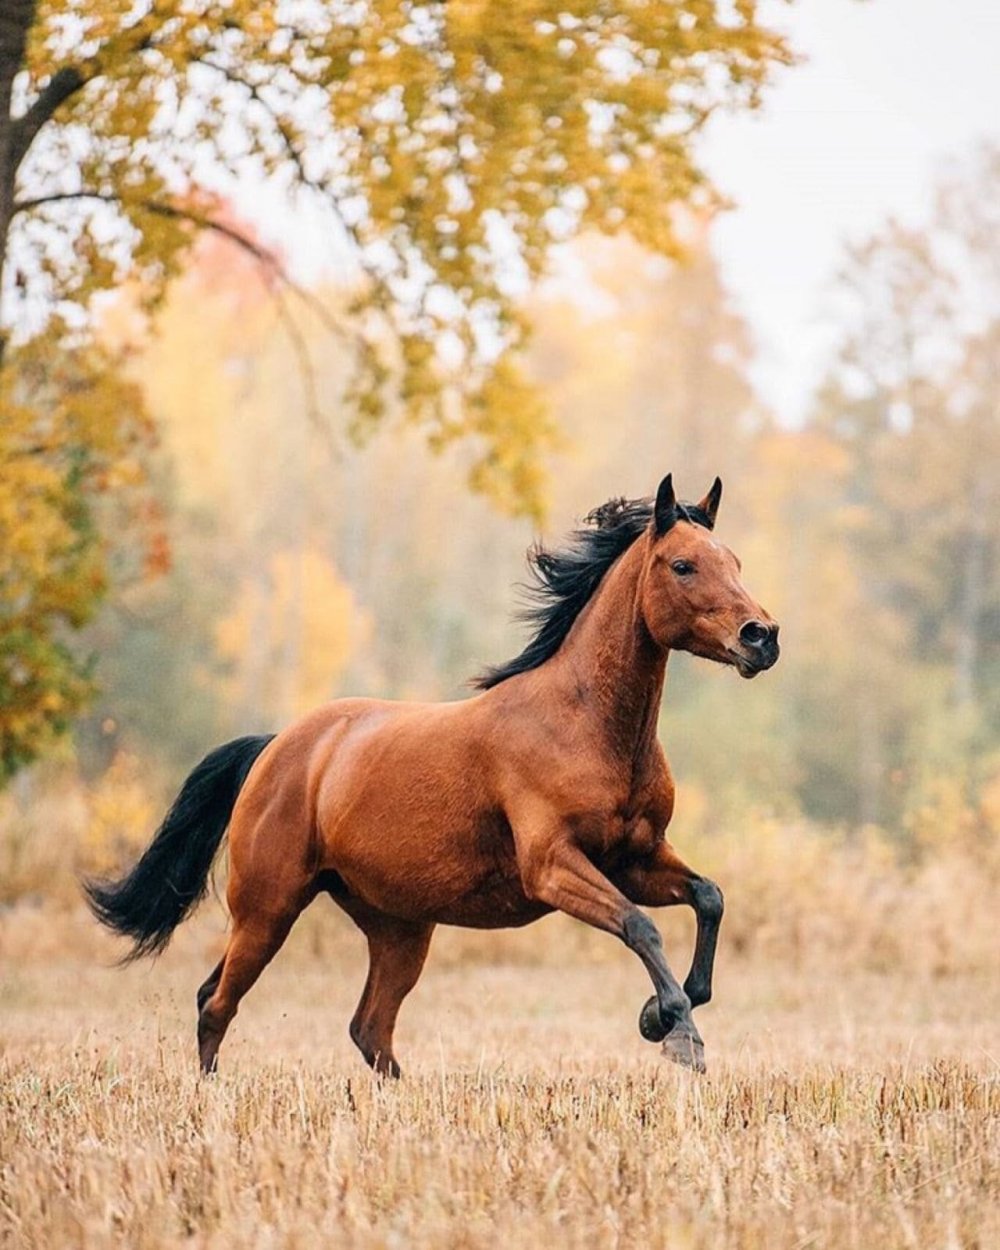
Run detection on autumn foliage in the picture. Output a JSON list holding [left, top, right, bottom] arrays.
[[0, 332, 157, 781], [2, 0, 792, 512]]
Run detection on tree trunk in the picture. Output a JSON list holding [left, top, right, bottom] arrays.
[[954, 438, 992, 709], [0, 1, 36, 371], [856, 691, 882, 829]]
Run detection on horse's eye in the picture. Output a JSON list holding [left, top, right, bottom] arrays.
[[671, 560, 696, 576]]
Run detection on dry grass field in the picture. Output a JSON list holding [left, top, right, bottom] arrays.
[[2, 878, 998, 1250]]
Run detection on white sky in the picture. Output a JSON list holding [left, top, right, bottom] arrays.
[[698, 0, 1000, 424]]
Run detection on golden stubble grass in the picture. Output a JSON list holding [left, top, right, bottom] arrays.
[[1, 904, 998, 1249]]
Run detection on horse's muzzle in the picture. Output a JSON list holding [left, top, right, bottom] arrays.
[[733, 621, 780, 678]]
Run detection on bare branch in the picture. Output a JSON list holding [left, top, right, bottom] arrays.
[[262, 276, 339, 457], [9, 8, 164, 176], [197, 58, 314, 189], [195, 55, 391, 298], [14, 188, 275, 257], [12, 188, 352, 451], [10, 67, 85, 172], [12, 189, 346, 329]]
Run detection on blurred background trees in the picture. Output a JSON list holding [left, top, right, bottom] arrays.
[[56, 145, 1000, 854], [0, 0, 790, 484], [0, 332, 161, 780], [84, 145, 1000, 846], [800, 146, 1000, 832], [0, 4, 997, 868], [1, 0, 790, 779]]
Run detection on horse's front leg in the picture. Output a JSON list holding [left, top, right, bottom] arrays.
[[616, 842, 725, 1010], [515, 830, 705, 1071]]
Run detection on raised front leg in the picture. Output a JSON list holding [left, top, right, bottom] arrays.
[[616, 842, 725, 1010], [515, 830, 705, 1071]]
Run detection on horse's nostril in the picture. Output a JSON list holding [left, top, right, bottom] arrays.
[[740, 620, 771, 647]]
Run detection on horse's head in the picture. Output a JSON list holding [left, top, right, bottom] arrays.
[[640, 474, 779, 679]]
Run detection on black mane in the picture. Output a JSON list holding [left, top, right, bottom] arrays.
[[473, 494, 714, 690]]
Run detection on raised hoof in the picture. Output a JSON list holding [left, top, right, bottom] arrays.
[[661, 1031, 706, 1074], [638, 995, 669, 1043]]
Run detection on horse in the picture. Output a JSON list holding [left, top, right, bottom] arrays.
[[86, 473, 779, 1076]]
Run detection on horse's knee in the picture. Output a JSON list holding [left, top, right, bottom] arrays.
[[690, 877, 724, 925], [622, 907, 663, 954]]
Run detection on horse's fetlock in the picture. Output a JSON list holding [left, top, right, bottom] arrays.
[[198, 996, 234, 1041], [660, 987, 693, 1024], [685, 976, 711, 1008]]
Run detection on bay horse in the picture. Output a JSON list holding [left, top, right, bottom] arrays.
[[87, 474, 779, 1075]]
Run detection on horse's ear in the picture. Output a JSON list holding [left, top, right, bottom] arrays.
[[654, 473, 678, 536], [696, 476, 723, 529]]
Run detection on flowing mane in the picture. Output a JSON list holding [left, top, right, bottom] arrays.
[[474, 493, 714, 690]]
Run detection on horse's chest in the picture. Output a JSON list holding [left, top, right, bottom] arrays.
[[587, 766, 675, 858], [603, 808, 667, 861]]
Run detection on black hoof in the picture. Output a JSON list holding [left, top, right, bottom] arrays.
[[639, 995, 669, 1043], [661, 1031, 706, 1074]]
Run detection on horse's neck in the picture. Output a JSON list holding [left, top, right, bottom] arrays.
[[550, 534, 667, 765]]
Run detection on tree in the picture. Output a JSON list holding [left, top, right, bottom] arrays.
[[1, 0, 791, 514], [530, 224, 760, 513], [0, 330, 159, 782], [0, 2, 792, 784], [804, 146, 1000, 826], [104, 225, 783, 789]]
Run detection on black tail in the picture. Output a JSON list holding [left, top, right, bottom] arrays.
[[84, 735, 275, 961]]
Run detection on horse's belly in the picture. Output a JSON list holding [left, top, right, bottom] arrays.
[[330, 834, 547, 928], [430, 870, 552, 929]]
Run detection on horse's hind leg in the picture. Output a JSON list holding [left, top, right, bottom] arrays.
[[349, 916, 434, 1078], [197, 905, 305, 1073], [196, 956, 224, 1017]]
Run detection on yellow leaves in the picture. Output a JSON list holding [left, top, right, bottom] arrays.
[[0, 332, 157, 783], [0, 420, 80, 615], [463, 351, 557, 522], [96, 454, 145, 491], [80, 750, 158, 875], [12, 0, 792, 521], [906, 772, 981, 859], [215, 548, 369, 721]]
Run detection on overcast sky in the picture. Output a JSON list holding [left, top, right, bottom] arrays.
[[697, 0, 1000, 424]]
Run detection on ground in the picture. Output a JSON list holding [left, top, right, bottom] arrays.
[[1, 902, 997, 1249]]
